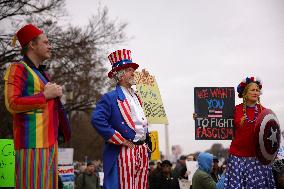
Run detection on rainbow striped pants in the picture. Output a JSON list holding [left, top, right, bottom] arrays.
[[15, 143, 58, 189], [118, 144, 149, 189]]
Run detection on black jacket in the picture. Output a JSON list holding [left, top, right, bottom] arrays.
[[149, 172, 180, 189]]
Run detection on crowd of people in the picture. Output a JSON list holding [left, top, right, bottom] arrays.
[[70, 152, 284, 189], [71, 153, 225, 189]]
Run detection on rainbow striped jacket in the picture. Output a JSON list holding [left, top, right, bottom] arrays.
[[4, 59, 71, 149]]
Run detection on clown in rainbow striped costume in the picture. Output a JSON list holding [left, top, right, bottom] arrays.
[[91, 49, 151, 189], [4, 24, 71, 189]]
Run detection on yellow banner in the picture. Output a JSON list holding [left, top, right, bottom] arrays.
[[149, 131, 161, 160], [134, 71, 168, 124]]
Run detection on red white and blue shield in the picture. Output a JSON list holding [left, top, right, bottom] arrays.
[[255, 109, 281, 165]]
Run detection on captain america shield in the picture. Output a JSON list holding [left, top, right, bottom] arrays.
[[255, 109, 281, 165]]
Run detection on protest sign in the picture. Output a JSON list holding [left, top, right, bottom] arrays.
[[194, 87, 235, 140], [58, 148, 74, 188], [99, 172, 104, 186], [58, 148, 74, 165], [0, 139, 15, 187], [186, 160, 198, 184], [135, 71, 168, 124], [58, 165, 75, 189], [149, 131, 161, 160]]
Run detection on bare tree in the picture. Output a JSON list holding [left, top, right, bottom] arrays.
[[0, 0, 64, 68], [0, 0, 64, 21], [46, 8, 128, 112], [0, 0, 129, 162], [0, 0, 65, 138], [205, 143, 229, 159], [64, 111, 104, 160]]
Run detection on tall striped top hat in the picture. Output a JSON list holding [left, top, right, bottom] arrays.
[[107, 49, 139, 78]]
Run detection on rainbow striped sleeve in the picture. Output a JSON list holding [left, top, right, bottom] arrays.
[[4, 63, 46, 114]]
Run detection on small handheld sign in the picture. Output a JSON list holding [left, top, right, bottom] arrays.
[[194, 87, 235, 140]]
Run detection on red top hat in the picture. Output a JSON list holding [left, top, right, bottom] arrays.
[[15, 24, 43, 48], [107, 49, 139, 78]]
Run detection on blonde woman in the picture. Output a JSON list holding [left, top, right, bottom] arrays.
[[224, 77, 275, 188]]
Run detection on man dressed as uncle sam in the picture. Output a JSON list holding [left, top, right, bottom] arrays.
[[4, 24, 71, 189], [91, 49, 151, 189]]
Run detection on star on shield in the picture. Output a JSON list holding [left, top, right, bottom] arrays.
[[267, 127, 278, 148]]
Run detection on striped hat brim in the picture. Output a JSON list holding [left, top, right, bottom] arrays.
[[108, 62, 139, 78]]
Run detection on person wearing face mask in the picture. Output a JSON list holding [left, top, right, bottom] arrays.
[[224, 77, 276, 188], [91, 49, 151, 189]]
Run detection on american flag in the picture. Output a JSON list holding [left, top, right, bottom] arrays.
[[208, 109, 223, 118]]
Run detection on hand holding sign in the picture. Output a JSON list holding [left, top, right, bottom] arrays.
[[194, 87, 235, 140], [135, 71, 168, 124]]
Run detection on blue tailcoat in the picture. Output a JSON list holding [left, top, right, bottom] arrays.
[[91, 85, 145, 189]]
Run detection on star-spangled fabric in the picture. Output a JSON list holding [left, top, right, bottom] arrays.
[[224, 155, 276, 189]]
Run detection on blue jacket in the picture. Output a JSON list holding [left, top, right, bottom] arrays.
[[198, 152, 213, 174], [91, 85, 147, 189], [192, 152, 225, 189]]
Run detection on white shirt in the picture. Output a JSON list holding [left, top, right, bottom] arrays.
[[121, 86, 148, 142]]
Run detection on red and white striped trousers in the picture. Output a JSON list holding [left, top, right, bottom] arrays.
[[118, 143, 149, 189]]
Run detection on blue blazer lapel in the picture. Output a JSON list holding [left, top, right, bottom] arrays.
[[116, 85, 136, 131]]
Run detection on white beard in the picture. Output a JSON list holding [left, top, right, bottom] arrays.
[[129, 78, 136, 85]]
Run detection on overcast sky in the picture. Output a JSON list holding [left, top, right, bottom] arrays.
[[65, 0, 284, 156]]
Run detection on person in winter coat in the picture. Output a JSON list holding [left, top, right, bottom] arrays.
[[192, 152, 224, 189], [76, 161, 100, 189], [149, 160, 180, 189]]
